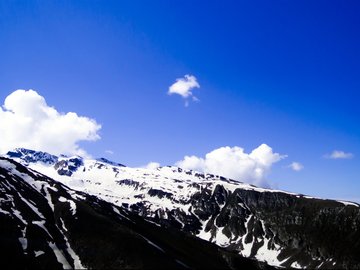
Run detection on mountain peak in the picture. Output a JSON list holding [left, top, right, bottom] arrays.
[[6, 148, 59, 165], [96, 157, 126, 167]]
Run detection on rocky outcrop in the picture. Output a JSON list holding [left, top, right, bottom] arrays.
[[189, 186, 360, 269], [127, 182, 360, 268]]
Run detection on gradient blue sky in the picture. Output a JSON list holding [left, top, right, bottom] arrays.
[[0, 1, 359, 201]]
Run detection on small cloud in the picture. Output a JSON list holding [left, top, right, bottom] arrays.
[[145, 162, 161, 170], [0, 89, 101, 156], [168, 74, 200, 105], [288, 162, 304, 171], [175, 144, 286, 188], [105, 150, 114, 155], [324, 150, 354, 160]]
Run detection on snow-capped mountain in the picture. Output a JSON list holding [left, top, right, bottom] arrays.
[[0, 156, 273, 269], [4, 148, 360, 269]]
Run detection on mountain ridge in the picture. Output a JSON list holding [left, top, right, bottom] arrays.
[[3, 148, 360, 269], [0, 156, 273, 269]]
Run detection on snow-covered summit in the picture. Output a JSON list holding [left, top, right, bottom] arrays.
[[5, 148, 296, 202], [5, 148, 358, 212]]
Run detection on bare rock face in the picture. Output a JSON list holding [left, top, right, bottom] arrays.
[[130, 182, 360, 269], [206, 188, 360, 269], [54, 157, 83, 176]]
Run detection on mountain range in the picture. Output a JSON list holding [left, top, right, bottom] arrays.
[[1, 148, 360, 269]]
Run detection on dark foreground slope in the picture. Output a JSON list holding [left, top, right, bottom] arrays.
[[0, 157, 273, 270]]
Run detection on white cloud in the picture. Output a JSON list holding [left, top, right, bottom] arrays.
[[168, 74, 200, 105], [288, 162, 304, 171], [325, 150, 354, 160], [145, 162, 161, 170], [0, 89, 101, 156], [105, 150, 114, 155], [175, 144, 286, 187]]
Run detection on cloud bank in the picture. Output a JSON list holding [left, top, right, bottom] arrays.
[[0, 89, 101, 156], [325, 150, 354, 160], [175, 144, 286, 187], [288, 162, 304, 171], [145, 162, 161, 170], [168, 74, 200, 105]]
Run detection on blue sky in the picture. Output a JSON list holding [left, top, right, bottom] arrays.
[[0, 1, 359, 201]]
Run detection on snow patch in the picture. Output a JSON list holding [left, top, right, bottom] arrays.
[[337, 200, 359, 207], [66, 244, 84, 269], [33, 220, 52, 238], [0, 160, 16, 170], [255, 238, 282, 266], [44, 187, 55, 211], [59, 218, 68, 232], [13, 209, 27, 225], [59, 196, 77, 215], [18, 193, 45, 219], [214, 229, 230, 246], [0, 209, 10, 215], [291, 261, 302, 268], [48, 242, 72, 269], [18, 237, 27, 251], [240, 215, 253, 257], [34, 250, 45, 257], [142, 237, 165, 253]]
